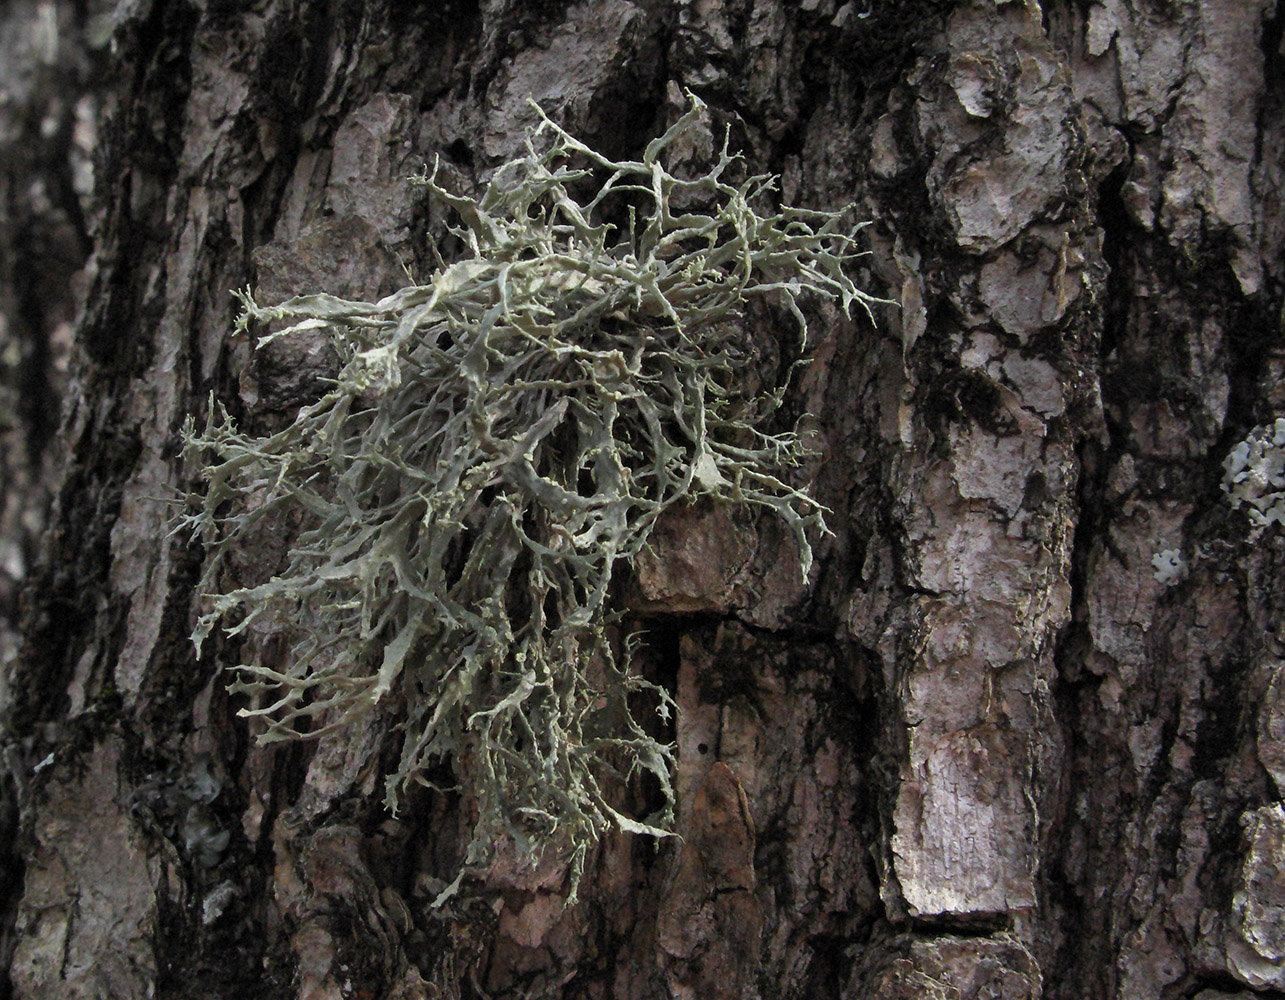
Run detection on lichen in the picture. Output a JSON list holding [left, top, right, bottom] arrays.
[[179, 95, 882, 895], [1223, 418, 1285, 528], [1151, 548, 1186, 586]]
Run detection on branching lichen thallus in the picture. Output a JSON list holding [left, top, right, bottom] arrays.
[[179, 95, 885, 900]]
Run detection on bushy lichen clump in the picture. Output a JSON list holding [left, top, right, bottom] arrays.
[[181, 97, 880, 891]]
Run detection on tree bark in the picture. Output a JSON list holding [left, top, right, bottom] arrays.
[[2, 1, 1284, 998]]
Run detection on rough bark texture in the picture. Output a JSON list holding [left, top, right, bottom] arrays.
[[2, 1, 1284, 998]]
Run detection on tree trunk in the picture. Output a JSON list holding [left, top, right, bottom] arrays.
[[3, 1, 1284, 998]]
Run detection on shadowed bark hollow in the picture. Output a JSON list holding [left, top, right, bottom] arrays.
[[2, 1, 1284, 998]]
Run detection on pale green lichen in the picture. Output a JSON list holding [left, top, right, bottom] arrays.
[[1224, 418, 1285, 528], [1151, 548, 1187, 586], [180, 96, 881, 895]]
